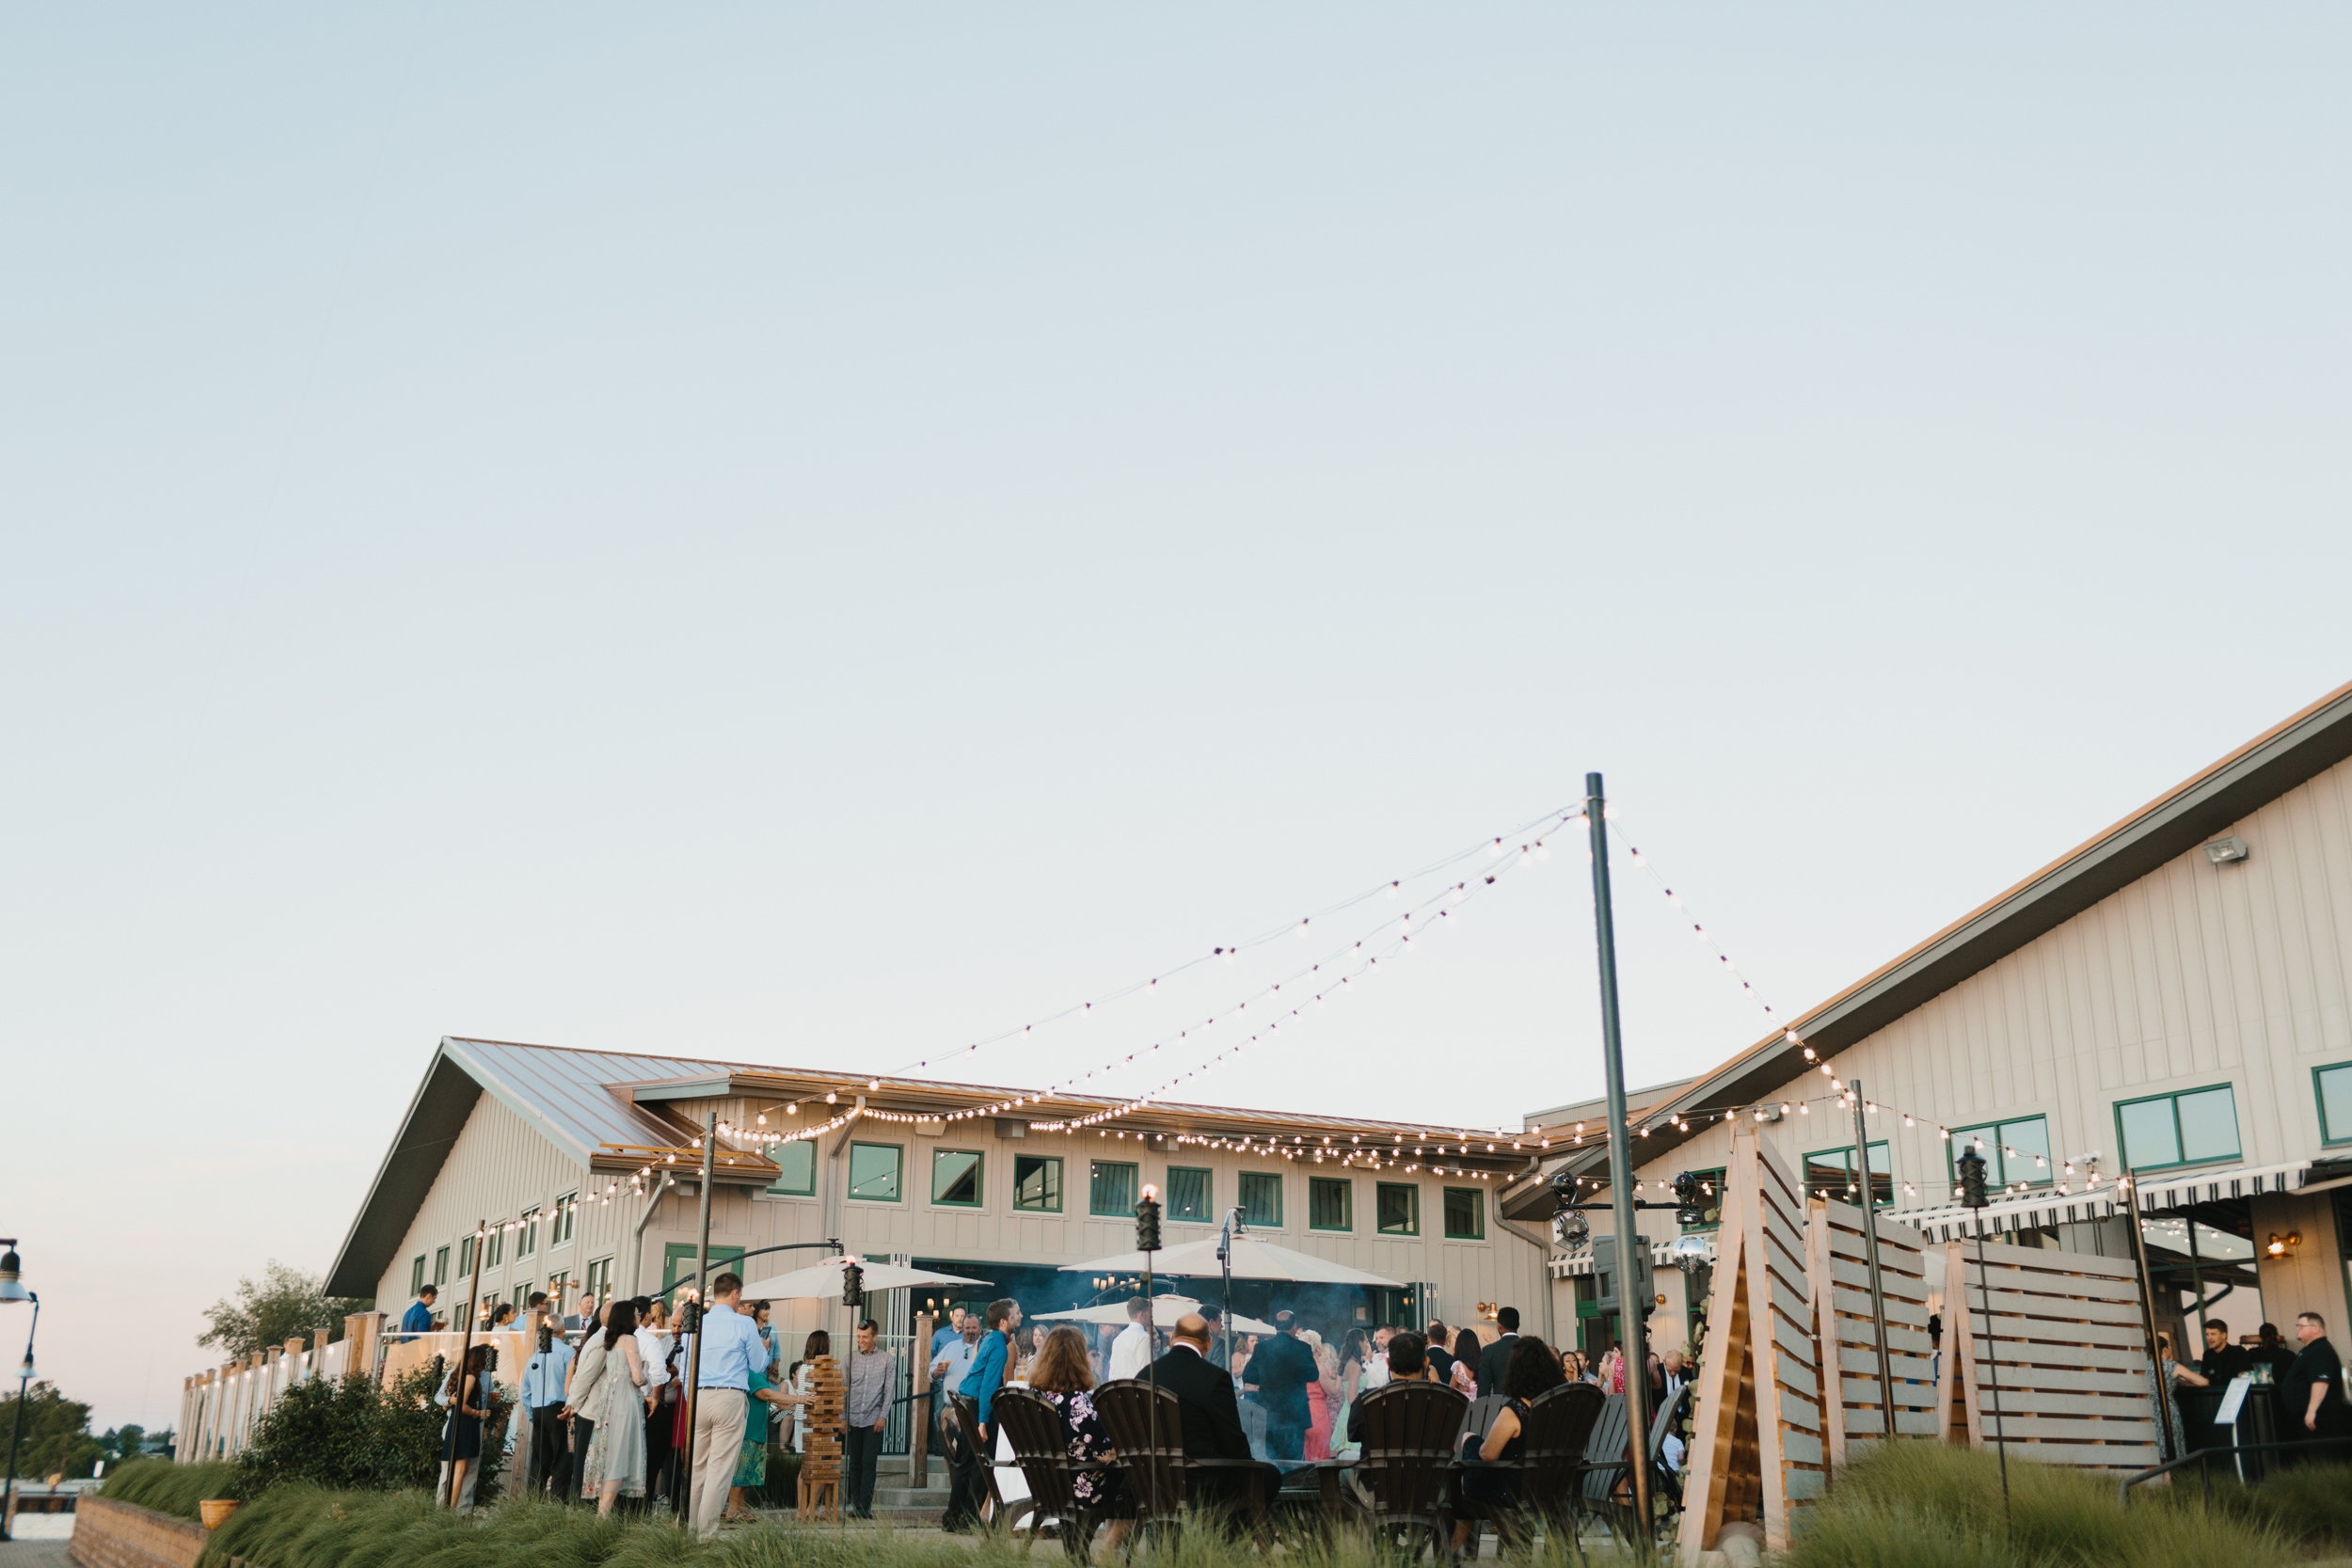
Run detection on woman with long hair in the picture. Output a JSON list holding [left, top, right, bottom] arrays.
[[1029, 1324, 1131, 1548], [787, 1330, 831, 1454], [1451, 1329, 1482, 1396], [442, 1343, 494, 1510], [1303, 1334, 1341, 1460], [1332, 1329, 1372, 1457], [1451, 1338, 1568, 1554], [573, 1299, 650, 1515], [1600, 1345, 1627, 1395]]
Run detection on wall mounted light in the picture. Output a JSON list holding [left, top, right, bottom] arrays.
[[2266, 1231, 2301, 1259], [2205, 836, 2251, 865]]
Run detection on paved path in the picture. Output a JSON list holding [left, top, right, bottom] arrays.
[[0, 1538, 74, 1568]]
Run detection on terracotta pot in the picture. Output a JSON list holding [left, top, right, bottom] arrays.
[[199, 1499, 241, 1528]]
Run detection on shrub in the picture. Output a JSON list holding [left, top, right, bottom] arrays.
[[101, 1457, 243, 1519], [234, 1364, 509, 1497]]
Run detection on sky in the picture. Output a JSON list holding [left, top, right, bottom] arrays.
[[3, 5, 2347, 1433]]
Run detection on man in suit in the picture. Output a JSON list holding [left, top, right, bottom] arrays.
[[1475, 1307, 1521, 1399], [1240, 1309, 1319, 1463], [1152, 1315, 1279, 1524]]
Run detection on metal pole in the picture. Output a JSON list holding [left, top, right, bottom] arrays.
[[1218, 1209, 1239, 1372], [2118, 1176, 2185, 1462], [1, 1296, 36, 1542], [675, 1113, 719, 1523], [443, 1221, 487, 1508], [1143, 1256, 1159, 1528], [1974, 1227, 2011, 1538], [1849, 1083, 1899, 1446], [1586, 772, 1654, 1537]]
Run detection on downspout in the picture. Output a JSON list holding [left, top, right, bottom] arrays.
[[1494, 1157, 1560, 1349]]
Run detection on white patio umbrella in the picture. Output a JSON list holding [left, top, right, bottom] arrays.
[[1060, 1234, 1404, 1288], [1033, 1293, 1278, 1336], [738, 1255, 993, 1301]]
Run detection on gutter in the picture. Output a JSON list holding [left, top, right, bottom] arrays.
[[1491, 1157, 1560, 1348]]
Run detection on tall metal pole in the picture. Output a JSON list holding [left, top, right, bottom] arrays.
[[675, 1114, 719, 1523], [1848, 1083, 1899, 1446], [1974, 1227, 2011, 1538], [1586, 773, 1654, 1537], [1, 1295, 37, 1542], [2117, 1173, 2184, 1461]]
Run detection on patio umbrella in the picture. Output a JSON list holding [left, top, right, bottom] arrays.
[[1059, 1234, 1404, 1288], [738, 1255, 993, 1301], [1033, 1293, 1278, 1335]]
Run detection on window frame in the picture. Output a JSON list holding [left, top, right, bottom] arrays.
[[1802, 1140, 1894, 1208], [1309, 1176, 1353, 1232], [931, 1148, 986, 1209], [1013, 1153, 1064, 1213], [2114, 1085, 2243, 1175], [766, 1138, 818, 1197], [516, 1206, 541, 1259], [2316, 1064, 2352, 1148], [1441, 1186, 1485, 1241], [848, 1141, 905, 1203], [551, 1192, 578, 1249], [1089, 1160, 1140, 1218], [457, 1234, 477, 1278], [434, 1245, 451, 1287], [411, 1256, 427, 1297], [1947, 1117, 2055, 1190], [584, 1257, 613, 1304], [485, 1223, 504, 1270], [1238, 1171, 1283, 1228], [1165, 1166, 1214, 1224], [1375, 1182, 1421, 1237]]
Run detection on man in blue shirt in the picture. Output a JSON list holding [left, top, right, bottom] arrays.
[[687, 1273, 771, 1537], [400, 1285, 438, 1335], [517, 1293, 573, 1499], [945, 1298, 1020, 1531]]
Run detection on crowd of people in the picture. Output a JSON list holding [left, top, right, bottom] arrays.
[[2158, 1311, 2352, 1459]]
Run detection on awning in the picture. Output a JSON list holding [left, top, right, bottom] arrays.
[[1549, 1236, 1713, 1279], [1888, 1158, 2326, 1243]]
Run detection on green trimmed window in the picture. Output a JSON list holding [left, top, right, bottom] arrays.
[[1238, 1172, 1282, 1227], [485, 1223, 504, 1269], [1014, 1154, 1063, 1212], [434, 1245, 451, 1287], [517, 1207, 541, 1259], [2116, 1085, 2240, 1173], [767, 1139, 818, 1196], [933, 1149, 984, 1207], [849, 1142, 903, 1201], [1166, 1167, 1212, 1223], [584, 1257, 613, 1303], [2316, 1065, 2352, 1146], [457, 1235, 477, 1277], [411, 1256, 427, 1296], [1803, 1141, 1892, 1208], [1310, 1177, 1353, 1231], [1090, 1161, 1139, 1216], [551, 1192, 577, 1248], [1947, 1117, 2053, 1189], [1442, 1187, 1484, 1240], [1376, 1183, 1420, 1236]]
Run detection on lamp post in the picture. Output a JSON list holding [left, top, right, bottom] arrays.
[[1956, 1147, 2010, 1538], [1, 1242, 37, 1543]]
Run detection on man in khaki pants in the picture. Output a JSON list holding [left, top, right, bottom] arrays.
[[688, 1272, 766, 1536]]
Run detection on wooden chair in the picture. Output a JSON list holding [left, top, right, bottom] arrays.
[[1499, 1382, 1608, 1558], [949, 1392, 1029, 1535], [993, 1388, 1117, 1560], [1351, 1380, 1469, 1559], [1094, 1378, 1273, 1540], [1569, 1385, 1692, 1549]]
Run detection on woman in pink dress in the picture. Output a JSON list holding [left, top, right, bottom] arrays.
[[1303, 1338, 1342, 1460]]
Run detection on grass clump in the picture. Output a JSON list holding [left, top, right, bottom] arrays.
[[101, 1457, 244, 1519], [1784, 1441, 2299, 1568]]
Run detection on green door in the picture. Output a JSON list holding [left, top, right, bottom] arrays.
[[663, 1243, 747, 1307]]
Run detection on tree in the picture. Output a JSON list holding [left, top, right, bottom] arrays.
[[196, 1261, 373, 1361], [1, 1382, 103, 1480], [109, 1424, 146, 1458]]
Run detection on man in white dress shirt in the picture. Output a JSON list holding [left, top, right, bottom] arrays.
[[1107, 1296, 1155, 1383]]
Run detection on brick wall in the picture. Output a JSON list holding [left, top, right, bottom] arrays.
[[70, 1497, 208, 1568]]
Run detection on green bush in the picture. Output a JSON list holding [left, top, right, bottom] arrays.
[[229, 1363, 509, 1498], [101, 1457, 244, 1519]]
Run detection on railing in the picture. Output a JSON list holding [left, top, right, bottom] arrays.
[[2117, 1436, 2352, 1505]]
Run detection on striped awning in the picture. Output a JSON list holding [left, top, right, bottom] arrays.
[[1549, 1235, 1714, 1279], [1889, 1159, 2323, 1243]]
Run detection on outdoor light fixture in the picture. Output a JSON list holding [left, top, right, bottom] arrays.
[[2205, 836, 2250, 865], [2267, 1231, 2301, 1259], [841, 1259, 865, 1307]]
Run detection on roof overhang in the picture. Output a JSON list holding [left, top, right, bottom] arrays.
[[324, 1048, 485, 1297], [1550, 680, 2352, 1183]]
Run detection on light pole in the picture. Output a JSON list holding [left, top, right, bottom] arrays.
[[1, 1242, 37, 1543]]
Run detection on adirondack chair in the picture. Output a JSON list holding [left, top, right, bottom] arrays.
[[992, 1388, 1118, 1560], [950, 1392, 1029, 1536], [1570, 1385, 1693, 1547], [1511, 1382, 1610, 1553], [1093, 1378, 1272, 1540], [1351, 1380, 1469, 1559]]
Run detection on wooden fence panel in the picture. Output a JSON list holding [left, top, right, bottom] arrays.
[[1807, 1197, 1941, 1465], [1944, 1238, 2159, 1471]]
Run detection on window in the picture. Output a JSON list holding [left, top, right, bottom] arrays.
[[2316, 1065, 2352, 1146], [1804, 1142, 1893, 1208], [1681, 1168, 1726, 1232], [486, 1223, 504, 1270], [1166, 1167, 1213, 1223], [411, 1256, 427, 1296], [1238, 1172, 1282, 1227], [1090, 1161, 1139, 1217], [551, 1192, 578, 1248], [766, 1140, 818, 1196], [848, 1142, 903, 1202], [457, 1235, 477, 1278], [584, 1257, 613, 1304], [434, 1245, 451, 1287], [1948, 1117, 2054, 1189], [1442, 1188, 1484, 1240], [1376, 1183, 1420, 1236], [517, 1207, 541, 1259], [1310, 1178, 1353, 1231], [1014, 1154, 1063, 1212], [2116, 1085, 2241, 1173], [932, 1149, 984, 1207]]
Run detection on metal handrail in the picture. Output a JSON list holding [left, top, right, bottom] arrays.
[[2117, 1435, 2352, 1505]]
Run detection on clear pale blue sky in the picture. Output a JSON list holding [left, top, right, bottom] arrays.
[[5, 6, 2346, 1432]]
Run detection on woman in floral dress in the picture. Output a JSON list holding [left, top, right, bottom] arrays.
[[1028, 1325, 1132, 1550]]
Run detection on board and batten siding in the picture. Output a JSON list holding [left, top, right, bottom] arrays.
[[1623, 752, 2352, 1218]]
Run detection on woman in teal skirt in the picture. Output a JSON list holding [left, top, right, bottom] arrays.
[[723, 1362, 806, 1522]]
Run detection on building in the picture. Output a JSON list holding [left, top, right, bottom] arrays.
[[1513, 680, 2352, 1364], [326, 1037, 1555, 1351]]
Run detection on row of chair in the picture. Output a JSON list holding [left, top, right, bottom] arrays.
[[963, 1377, 1692, 1560]]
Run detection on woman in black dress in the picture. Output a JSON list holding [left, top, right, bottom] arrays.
[[444, 1343, 495, 1504], [1452, 1336, 1566, 1553]]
